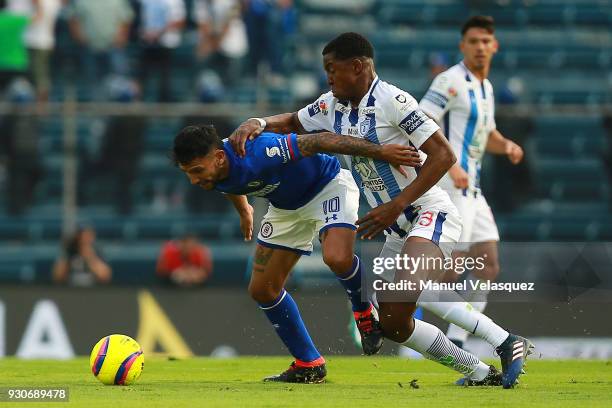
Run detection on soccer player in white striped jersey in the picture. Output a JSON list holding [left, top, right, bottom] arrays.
[[419, 15, 532, 383], [229, 32, 523, 387]]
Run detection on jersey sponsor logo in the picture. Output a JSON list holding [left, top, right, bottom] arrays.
[[353, 157, 386, 192], [260, 222, 273, 238], [266, 146, 282, 158], [308, 100, 328, 116], [399, 110, 426, 135], [319, 100, 328, 115], [336, 105, 350, 114], [308, 102, 320, 116], [360, 107, 376, 115], [395, 94, 407, 103], [362, 178, 386, 191]]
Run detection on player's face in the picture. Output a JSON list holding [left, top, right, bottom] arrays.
[[179, 150, 224, 190], [460, 28, 498, 70], [323, 53, 359, 100]]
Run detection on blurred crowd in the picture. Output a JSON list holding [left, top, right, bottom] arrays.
[[0, 0, 297, 102], [53, 227, 213, 287]]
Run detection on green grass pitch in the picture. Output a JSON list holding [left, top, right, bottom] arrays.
[[1, 357, 611, 407]]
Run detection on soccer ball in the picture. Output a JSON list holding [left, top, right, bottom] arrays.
[[90, 334, 144, 385]]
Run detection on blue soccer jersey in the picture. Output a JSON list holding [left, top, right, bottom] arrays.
[[214, 132, 340, 210]]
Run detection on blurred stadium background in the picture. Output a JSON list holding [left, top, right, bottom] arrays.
[[0, 0, 611, 361]]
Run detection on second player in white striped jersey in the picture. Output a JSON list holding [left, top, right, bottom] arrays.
[[298, 77, 458, 241], [417, 17, 528, 372], [420, 61, 496, 194]]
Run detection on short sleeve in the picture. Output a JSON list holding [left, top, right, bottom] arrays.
[[489, 91, 497, 132], [297, 93, 334, 132], [390, 91, 440, 149], [419, 72, 458, 121], [248, 133, 304, 170]]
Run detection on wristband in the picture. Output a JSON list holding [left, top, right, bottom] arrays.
[[248, 117, 267, 129]]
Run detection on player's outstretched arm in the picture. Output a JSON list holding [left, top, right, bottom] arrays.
[[229, 112, 305, 157], [486, 129, 524, 164], [295, 132, 422, 168], [225, 194, 254, 241], [356, 131, 455, 239]]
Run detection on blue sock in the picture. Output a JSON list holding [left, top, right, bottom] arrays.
[[336, 255, 370, 312], [259, 289, 322, 363]]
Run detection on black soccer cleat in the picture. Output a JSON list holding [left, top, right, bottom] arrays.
[[263, 362, 327, 384], [496, 334, 534, 389], [456, 365, 503, 386], [354, 305, 384, 355]]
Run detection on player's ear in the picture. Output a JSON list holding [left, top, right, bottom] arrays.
[[352, 58, 364, 75], [492, 37, 499, 54], [215, 149, 226, 165]]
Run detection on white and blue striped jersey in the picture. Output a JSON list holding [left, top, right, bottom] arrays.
[[297, 77, 450, 231], [419, 62, 496, 194]]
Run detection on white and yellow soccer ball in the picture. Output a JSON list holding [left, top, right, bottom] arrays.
[[90, 334, 144, 385]]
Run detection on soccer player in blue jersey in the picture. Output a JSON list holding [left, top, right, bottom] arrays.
[[229, 32, 531, 388], [172, 124, 421, 383]]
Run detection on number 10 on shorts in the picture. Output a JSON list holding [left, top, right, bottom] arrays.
[[322, 196, 340, 215], [322, 196, 340, 224]]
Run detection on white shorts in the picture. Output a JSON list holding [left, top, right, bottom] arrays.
[[447, 191, 500, 252], [377, 194, 463, 283], [257, 169, 359, 255]]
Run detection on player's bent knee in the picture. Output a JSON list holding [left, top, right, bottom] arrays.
[[248, 282, 282, 304], [380, 319, 411, 343], [322, 252, 354, 275], [378, 304, 416, 343]]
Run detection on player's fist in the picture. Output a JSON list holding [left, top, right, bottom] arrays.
[[239, 204, 254, 241], [356, 200, 403, 239], [449, 164, 469, 189], [505, 140, 524, 165], [229, 119, 265, 157]]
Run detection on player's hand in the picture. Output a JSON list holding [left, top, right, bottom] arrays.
[[356, 200, 403, 240], [239, 204, 254, 241], [380, 144, 422, 168], [229, 119, 265, 158], [506, 140, 524, 165], [449, 164, 469, 189]]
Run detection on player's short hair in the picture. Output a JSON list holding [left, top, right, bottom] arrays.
[[461, 15, 495, 36], [322, 32, 374, 60], [172, 124, 223, 166]]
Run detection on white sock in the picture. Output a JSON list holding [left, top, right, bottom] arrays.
[[446, 323, 470, 344], [402, 319, 490, 380], [418, 288, 509, 348]]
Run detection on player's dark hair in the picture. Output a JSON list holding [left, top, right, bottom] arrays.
[[461, 15, 495, 36], [171, 124, 223, 166], [322, 32, 374, 60]]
